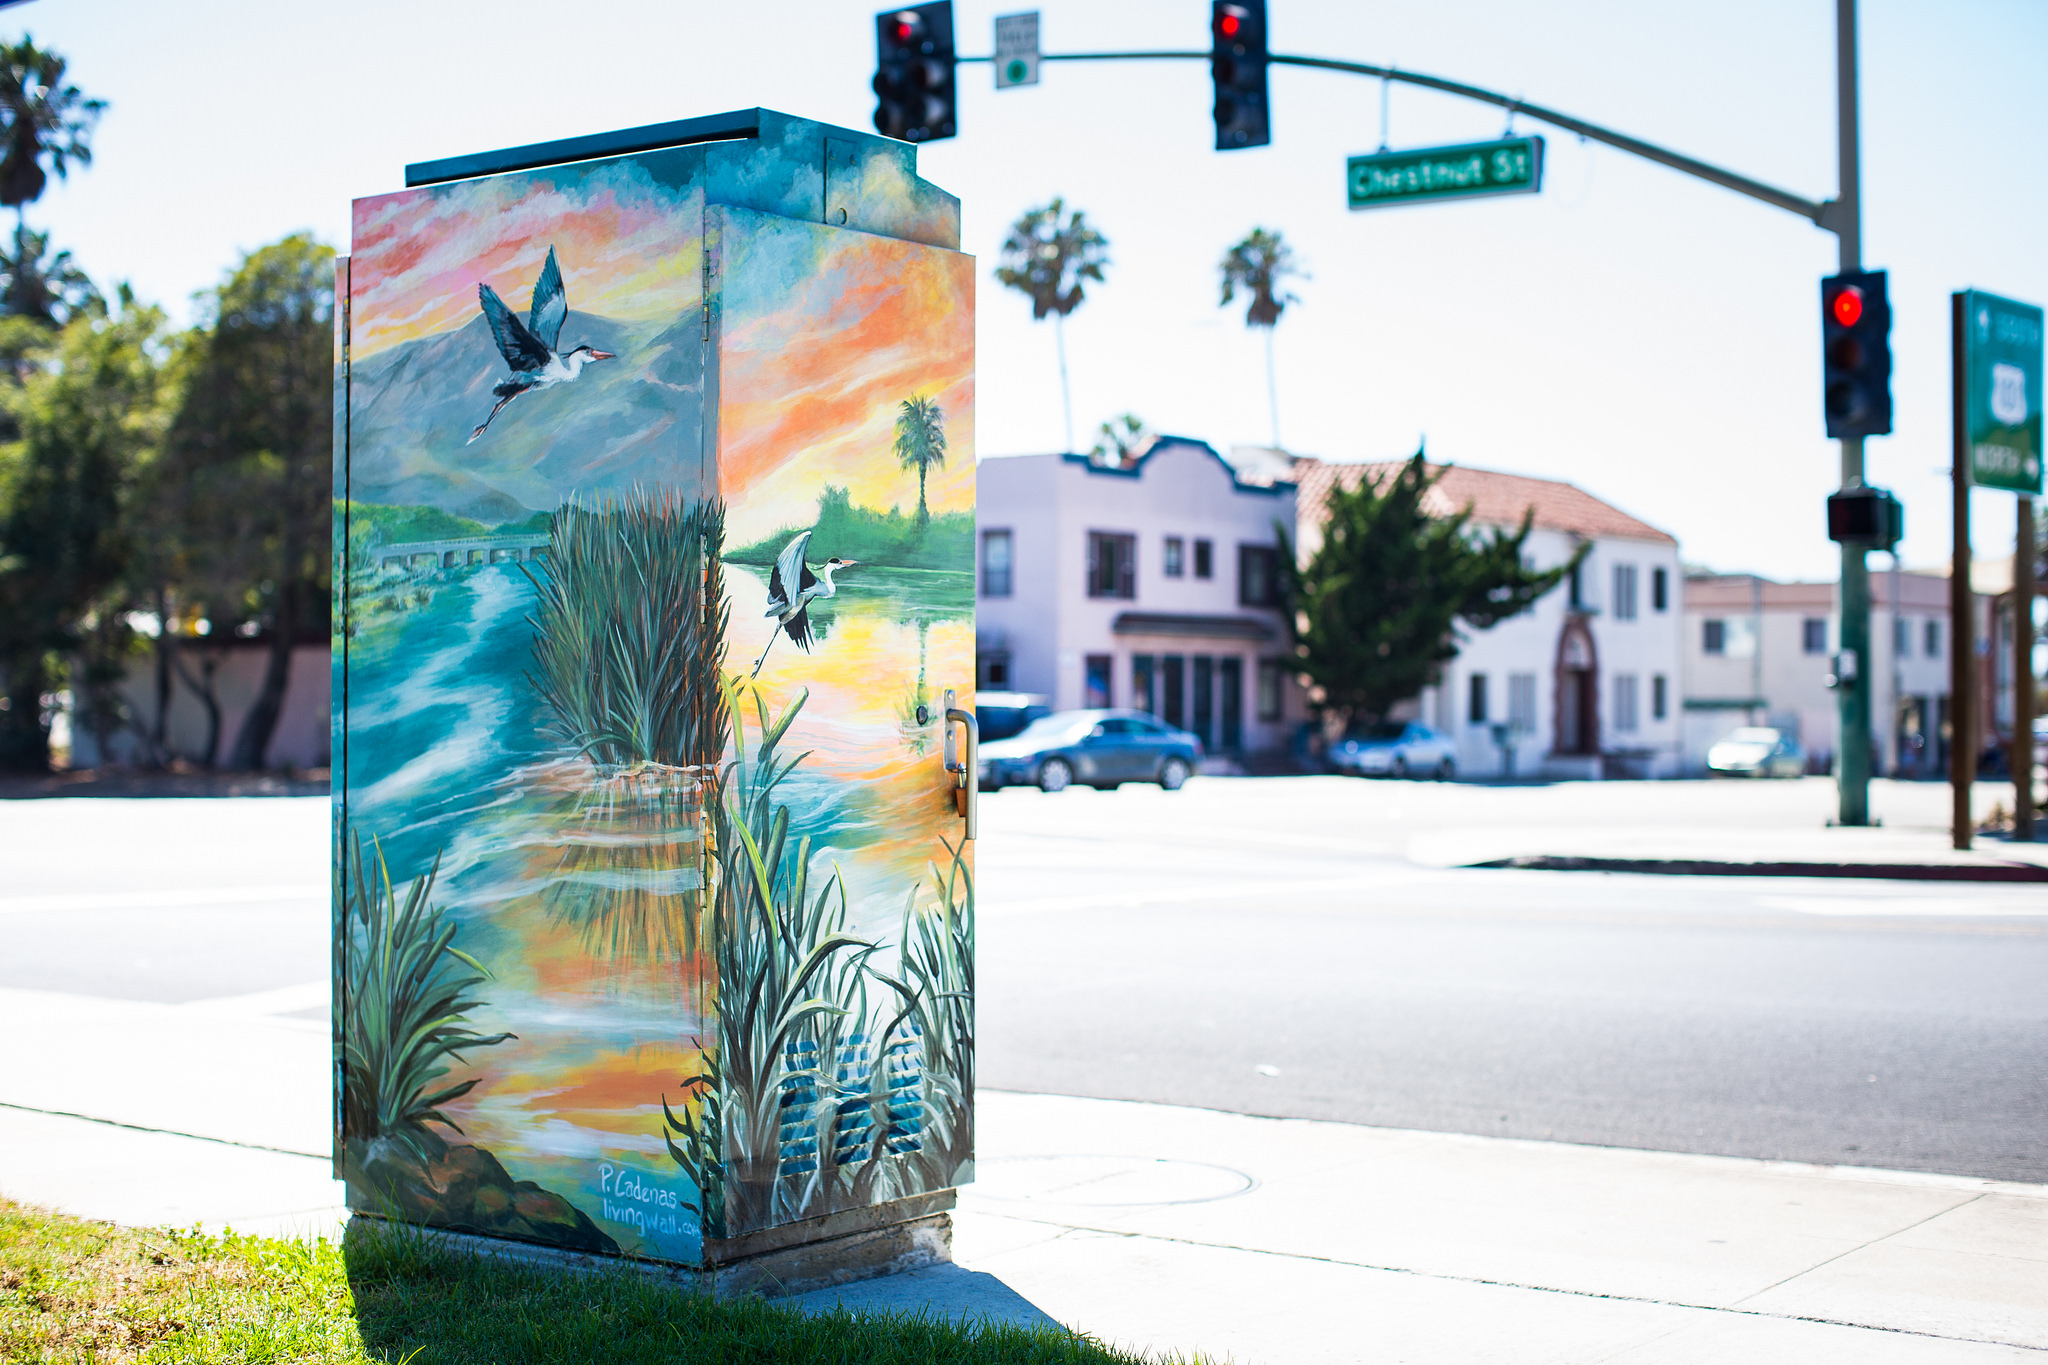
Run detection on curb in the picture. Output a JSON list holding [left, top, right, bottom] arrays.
[[1468, 854, 2048, 883]]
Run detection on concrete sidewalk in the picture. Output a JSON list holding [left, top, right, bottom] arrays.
[[3, 984, 2042, 1363]]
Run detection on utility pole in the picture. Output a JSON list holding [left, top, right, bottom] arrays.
[[1834, 0, 1872, 827], [2018, 496, 2037, 841]]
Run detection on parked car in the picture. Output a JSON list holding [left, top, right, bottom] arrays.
[[1328, 721, 1457, 779], [1707, 726, 1805, 778], [975, 691, 1050, 743], [979, 709, 1203, 792]]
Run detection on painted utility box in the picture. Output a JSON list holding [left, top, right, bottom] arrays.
[[332, 109, 977, 1287]]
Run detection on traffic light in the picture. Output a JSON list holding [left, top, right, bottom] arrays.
[[1826, 485, 1903, 549], [1211, 1, 1270, 150], [873, 4, 957, 144], [1820, 270, 1892, 439]]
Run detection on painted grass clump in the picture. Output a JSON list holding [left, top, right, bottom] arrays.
[[0, 1199, 1212, 1364], [525, 489, 729, 772]]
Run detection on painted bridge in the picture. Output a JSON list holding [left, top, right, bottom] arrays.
[[378, 532, 550, 570]]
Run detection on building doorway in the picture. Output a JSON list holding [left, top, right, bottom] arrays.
[[1554, 620, 1599, 756]]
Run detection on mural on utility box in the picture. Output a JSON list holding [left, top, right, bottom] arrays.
[[335, 127, 975, 1263]]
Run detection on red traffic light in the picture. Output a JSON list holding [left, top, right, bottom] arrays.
[[1831, 286, 1864, 328], [889, 11, 922, 43], [1217, 11, 1241, 35]]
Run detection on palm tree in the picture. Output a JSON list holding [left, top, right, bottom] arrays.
[[1089, 412, 1153, 468], [995, 198, 1109, 454], [893, 393, 947, 528], [0, 38, 104, 320], [0, 222, 98, 324], [1219, 227, 1304, 450]]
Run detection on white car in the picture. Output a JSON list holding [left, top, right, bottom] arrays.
[[1707, 727, 1805, 779], [1329, 721, 1457, 779]]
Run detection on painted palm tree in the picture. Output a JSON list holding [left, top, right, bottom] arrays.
[[893, 393, 947, 529], [995, 198, 1109, 455], [1219, 227, 1305, 450], [0, 39, 103, 320]]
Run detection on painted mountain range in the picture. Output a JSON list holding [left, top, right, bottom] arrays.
[[347, 306, 707, 522]]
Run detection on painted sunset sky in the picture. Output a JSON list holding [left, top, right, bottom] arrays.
[[349, 150, 704, 362], [715, 205, 975, 548]]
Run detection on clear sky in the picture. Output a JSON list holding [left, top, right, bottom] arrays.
[[21, 0, 2047, 579]]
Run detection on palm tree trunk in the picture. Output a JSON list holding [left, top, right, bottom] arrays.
[[1264, 325, 1281, 451], [1054, 310, 1074, 454], [918, 460, 929, 527]]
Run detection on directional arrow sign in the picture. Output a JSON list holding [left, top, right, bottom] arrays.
[[1961, 289, 2044, 494], [1348, 136, 1545, 211]]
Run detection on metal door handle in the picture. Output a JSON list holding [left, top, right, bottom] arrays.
[[942, 688, 978, 841]]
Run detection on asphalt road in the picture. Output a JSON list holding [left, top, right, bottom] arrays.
[[4, 779, 2044, 1181], [974, 778, 2048, 1184]]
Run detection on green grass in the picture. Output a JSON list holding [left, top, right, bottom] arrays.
[[728, 485, 971, 572], [0, 1200, 1203, 1364], [343, 502, 546, 547]]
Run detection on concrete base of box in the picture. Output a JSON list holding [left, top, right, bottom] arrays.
[[346, 1190, 955, 1299]]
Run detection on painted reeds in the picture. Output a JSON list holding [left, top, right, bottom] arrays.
[[524, 489, 730, 962], [525, 489, 729, 772], [340, 833, 513, 1169]]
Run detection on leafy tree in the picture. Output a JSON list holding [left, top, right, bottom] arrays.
[[994, 198, 1108, 455], [892, 393, 946, 529], [1219, 227, 1303, 450], [1088, 412, 1153, 467], [161, 234, 334, 770], [0, 290, 171, 771], [0, 38, 103, 320], [1280, 453, 1581, 731]]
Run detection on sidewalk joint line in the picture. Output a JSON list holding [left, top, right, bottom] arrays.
[[968, 1210, 2048, 1353], [1726, 1191, 1986, 1307], [0, 1101, 328, 1161]]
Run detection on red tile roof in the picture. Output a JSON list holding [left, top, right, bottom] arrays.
[[1292, 458, 1676, 545]]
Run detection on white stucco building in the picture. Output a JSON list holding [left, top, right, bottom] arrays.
[[1292, 459, 1687, 778], [976, 439, 1304, 764], [1682, 568, 1988, 778]]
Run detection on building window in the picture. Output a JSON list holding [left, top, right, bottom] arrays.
[[1614, 673, 1639, 732], [1084, 654, 1113, 708], [1468, 673, 1489, 724], [1164, 536, 1185, 578], [1256, 658, 1284, 721], [1652, 566, 1668, 612], [1193, 538, 1214, 580], [1132, 655, 1156, 714], [1893, 616, 1908, 655], [1238, 544, 1281, 607], [1651, 673, 1668, 721], [1568, 558, 1586, 610], [1704, 619, 1726, 655], [980, 529, 1012, 598], [978, 651, 1010, 690], [1802, 618, 1826, 655], [1925, 618, 1940, 657], [1612, 564, 1638, 621], [1161, 655, 1186, 728], [1086, 532, 1136, 599], [1508, 673, 1537, 732]]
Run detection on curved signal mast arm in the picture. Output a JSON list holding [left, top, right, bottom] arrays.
[[960, 49, 1835, 228]]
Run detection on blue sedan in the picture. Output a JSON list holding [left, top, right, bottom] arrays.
[[979, 709, 1204, 793]]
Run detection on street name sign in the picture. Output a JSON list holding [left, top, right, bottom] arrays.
[[1347, 136, 1545, 211], [995, 11, 1040, 88], [1961, 289, 2044, 494]]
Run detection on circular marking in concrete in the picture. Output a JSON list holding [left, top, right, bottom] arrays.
[[970, 1154, 1257, 1206]]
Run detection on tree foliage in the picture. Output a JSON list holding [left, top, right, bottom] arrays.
[[0, 292, 174, 770], [995, 197, 1108, 454], [0, 36, 102, 213], [159, 233, 335, 769], [1281, 453, 1581, 729], [1218, 226, 1301, 329]]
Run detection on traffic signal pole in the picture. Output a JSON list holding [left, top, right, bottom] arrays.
[[1834, 0, 1872, 827]]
